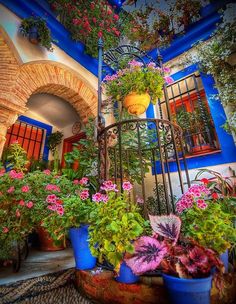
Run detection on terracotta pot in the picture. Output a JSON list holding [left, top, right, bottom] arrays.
[[37, 227, 65, 251], [123, 92, 150, 115]]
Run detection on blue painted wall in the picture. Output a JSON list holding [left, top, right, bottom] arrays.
[[18, 115, 52, 161]]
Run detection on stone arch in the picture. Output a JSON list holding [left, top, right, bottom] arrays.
[[0, 26, 98, 157]]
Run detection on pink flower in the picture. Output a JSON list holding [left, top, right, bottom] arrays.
[[7, 186, 15, 193], [101, 194, 109, 203], [26, 201, 34, 209], [9, 170, 24, 179], [45, 184, 61, 192], [3, 227, 9, 233], [128, 59, 143, 67], [73, 179, 79, 185], [136, 196, 144, 204], [43, 169, 51, 175], [162, 67, 171, 73], [0, 169, 5, 176], [92, 192, 103, 202], [122, 181, 133, 192], [80, 190, 89, 200], [57, 205, 64, 216], [164, 76, 174, 84], [197, 199, 208, 209], [46, 194, 58, 204], [100, 180, 118, 192], [21, 185, 30, 193], [16, 209, 21, 217], [47, 204, 57, 211], [79, 177, 89, 186], [19, 200, 25, 206]]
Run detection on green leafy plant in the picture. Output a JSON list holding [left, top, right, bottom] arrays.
[[102, 60, 166, 107], [88, 180, 148, 271], [47, 131, 63, 172], [176, 183, 236, 254], [19, 16, 54, 51], [4, 141, 29, 172], [184, 13, 236, 135]]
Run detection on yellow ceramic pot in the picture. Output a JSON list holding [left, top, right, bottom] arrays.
[[123, 92, 151, 115]]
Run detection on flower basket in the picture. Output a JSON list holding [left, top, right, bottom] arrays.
[[123, 92, 150, 115]]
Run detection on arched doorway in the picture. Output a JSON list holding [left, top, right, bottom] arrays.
[[0, 27, 97, 158]]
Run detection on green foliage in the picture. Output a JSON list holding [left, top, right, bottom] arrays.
[[42, 195, 96, 242], [19, 16, 54, 51], [63, 118, 99, 191], [4, 142, 29, 172], [185, 15, 236, 134], [181, 201, 236, 254], [89, 191, 148, 271], [47, 131, 63, 172]]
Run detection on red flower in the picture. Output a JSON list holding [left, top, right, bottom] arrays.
[[212, 192, 219, 200], [201, 178, 209, 185], [113, 14, 119, 21], [92, 17, 97, 24], [98, 31, 103, 38]]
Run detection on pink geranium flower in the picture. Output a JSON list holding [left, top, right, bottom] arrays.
[[7, 186, 15, 193], [122, 181, 133, 192], [9, 170, 24, 179], [73, 179, 79, 185], [26, 201, 34, 209], [0, 169, 5, 176], [43, 169, 51, 175], [92, 192, 103, 202], [3, 227, 9, 233], [16, 209, 21, 217], [100, 180, 118, 192], [47, 204, 57, 211], [56, 205, 64, 216], [19, 200, 25, 206], [21, 185, 30, 193], [45, 184, 61, 192], [46, 194, 58, 204], [80, 190, 89, 200], [79, 177, 89, 186], [101, 194, 109, 203]]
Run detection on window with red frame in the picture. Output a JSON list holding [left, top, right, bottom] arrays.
[[5, 120, 45, 160], [166, 73, 219, 156]]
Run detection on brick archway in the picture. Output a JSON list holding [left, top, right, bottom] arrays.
[[0, 27, 97, 157]]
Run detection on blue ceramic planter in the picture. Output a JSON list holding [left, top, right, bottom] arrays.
[[69, 225, 96, 270], [163, 274, 212, 304], [115, 262, 139, 284]]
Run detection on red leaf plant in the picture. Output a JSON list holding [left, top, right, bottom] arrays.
[[125, 214, 224, 291]]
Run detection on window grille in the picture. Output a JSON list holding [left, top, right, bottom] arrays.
[[161, 73, 219, 155], [5, 120, 45, 160]]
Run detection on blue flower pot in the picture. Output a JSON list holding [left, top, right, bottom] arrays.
[[29, 26, 39, 44], [69, 225, 96, 270], [163, 274, 212, 304], [115, 261, 139, 284], [220, 250, 228, 273]]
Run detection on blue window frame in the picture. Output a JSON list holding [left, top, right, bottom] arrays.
[[147, 64, 236, 172]]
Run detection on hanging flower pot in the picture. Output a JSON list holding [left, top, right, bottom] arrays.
[[123, 92, 151, 115], [28, 26, 39, 44]]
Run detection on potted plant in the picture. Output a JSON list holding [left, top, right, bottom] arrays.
[[42, 177, 98, 270], [88, 180, 148, 283], [124, 214, 224, 304], [0, 170, 35, 267], [19, 16, 54, 51], [179, 169, 236, 271], [102, 60, 172, 116], [47, 131, 63, 172], [2, 141, 29, 172]]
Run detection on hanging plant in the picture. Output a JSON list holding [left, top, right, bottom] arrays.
[[48, 0, 128, 57], [19, 16, 54, 51]]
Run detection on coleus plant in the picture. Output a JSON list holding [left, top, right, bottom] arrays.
[[124, 214, 224, 280]]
